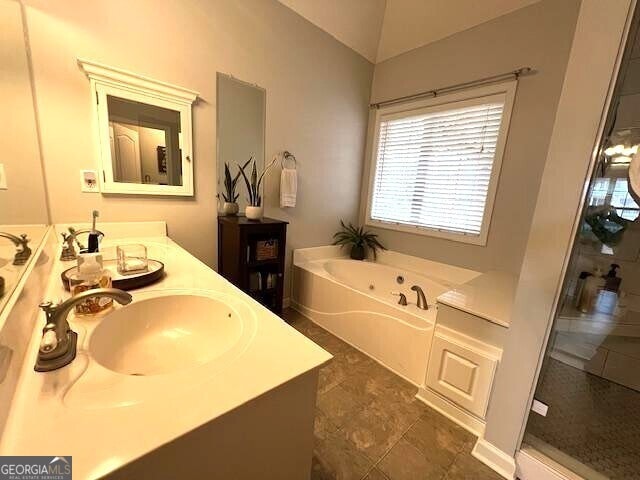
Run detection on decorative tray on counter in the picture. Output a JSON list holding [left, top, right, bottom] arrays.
[[61, 259, 165, 291]]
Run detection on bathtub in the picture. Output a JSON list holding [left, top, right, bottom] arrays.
[[292, 247, 478, 386]]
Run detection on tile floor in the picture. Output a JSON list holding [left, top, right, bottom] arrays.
[[282, 308, 503, 480], [525, 358, 640, 480]]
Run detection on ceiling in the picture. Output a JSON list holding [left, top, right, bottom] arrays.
[[277, 0, 386, 62], [278, 0, 541, 63]]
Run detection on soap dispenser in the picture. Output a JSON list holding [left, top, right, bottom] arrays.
[[604, 263, 622, 293], [68, 252, 113, 315]]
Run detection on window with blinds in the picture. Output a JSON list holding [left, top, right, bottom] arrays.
[[367, 87, 514, 245]]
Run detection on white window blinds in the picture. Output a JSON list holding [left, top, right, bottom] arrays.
[[370, 93, 507, 239]]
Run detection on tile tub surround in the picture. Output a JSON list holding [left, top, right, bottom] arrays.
[[283, 309, 503, 480], [0, 224, 331, 479]]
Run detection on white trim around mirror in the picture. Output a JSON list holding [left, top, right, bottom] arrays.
[[78, 59, 199, 196]]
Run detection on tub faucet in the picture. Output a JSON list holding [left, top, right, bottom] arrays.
[[35, 288, 132, 372], [0, 232, 31, 266], [411, 285, 428, 310], [392, 292, 408, 306]]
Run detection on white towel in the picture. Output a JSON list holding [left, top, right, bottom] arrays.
[[280, 167, 297, 208]]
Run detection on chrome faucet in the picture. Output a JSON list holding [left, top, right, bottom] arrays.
[[0, 232, 31, 266], [35, 288, 132, 372], [392, 292, 408, 306], [411, 285, 428, 310]]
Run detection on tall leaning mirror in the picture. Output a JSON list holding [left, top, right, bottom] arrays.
[[0, 0, 50, 315], [216, 73, 266, 215]]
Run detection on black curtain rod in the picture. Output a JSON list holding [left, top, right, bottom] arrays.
[[370, 67, 533, 109]]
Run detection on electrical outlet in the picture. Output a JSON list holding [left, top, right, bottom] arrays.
[[531, 398, 549, 417], [80, 169, 99, 193], [0, 164, 7, 190]]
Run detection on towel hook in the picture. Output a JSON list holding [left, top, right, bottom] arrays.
[[281, 150, 297, 170]]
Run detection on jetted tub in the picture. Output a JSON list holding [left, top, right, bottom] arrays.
[[292, 247, 479, 386]]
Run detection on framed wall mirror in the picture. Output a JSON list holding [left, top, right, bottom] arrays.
[[216, 73, 266, 213], [79, 59, 198, 196]]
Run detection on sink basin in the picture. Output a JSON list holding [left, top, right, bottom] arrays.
[[89, 294, 244, 376]]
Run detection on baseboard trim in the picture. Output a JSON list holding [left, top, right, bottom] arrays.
[[518, 439, 609, 480], [517, 448, 573, 480], [283, 297, 291, 309], [472, 438, 516, 480], [415, 387, 485, 437], [290, 299, 309, 315]]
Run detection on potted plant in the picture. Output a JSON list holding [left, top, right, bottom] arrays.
[[238, 156, 276, 220], [333, 220, 386, 260], [221, 159, 251, 215]]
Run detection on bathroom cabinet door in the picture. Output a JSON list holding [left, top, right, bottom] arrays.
[[426, 327, 499, 418]]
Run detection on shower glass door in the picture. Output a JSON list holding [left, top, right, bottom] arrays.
[[522, 9, 640, 480]]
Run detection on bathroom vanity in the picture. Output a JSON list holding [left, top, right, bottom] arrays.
[[0, 222, 330, 479]]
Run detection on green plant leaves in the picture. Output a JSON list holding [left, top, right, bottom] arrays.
[[237, 156, 277, 207], [332, 219, 387, 259], [223, 158, 252, 204]]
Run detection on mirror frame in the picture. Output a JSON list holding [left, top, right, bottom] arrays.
[[78, 59, 199, 196]]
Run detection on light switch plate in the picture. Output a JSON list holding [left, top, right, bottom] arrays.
[[80, 169, 99, 193], [0, 164, 7, 190]]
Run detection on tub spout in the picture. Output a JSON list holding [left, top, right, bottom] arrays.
[[411, 285, 428, 310]]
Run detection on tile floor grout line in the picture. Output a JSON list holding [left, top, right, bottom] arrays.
[[359, 414, 424, 480]]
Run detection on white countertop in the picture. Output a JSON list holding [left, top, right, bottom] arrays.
[[436, 270, 517, 328], [0, 232, 331, 479]]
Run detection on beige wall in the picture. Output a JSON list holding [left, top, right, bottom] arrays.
[[0, 0, 48, 225], [23, 0, 373, 293], [361, 0, 580, 275]]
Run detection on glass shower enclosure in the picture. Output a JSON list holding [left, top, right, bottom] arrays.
[[522, 9, 640, 480]]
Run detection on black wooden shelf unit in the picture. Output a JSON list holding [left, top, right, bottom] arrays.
[[217, 216, 288, 314]]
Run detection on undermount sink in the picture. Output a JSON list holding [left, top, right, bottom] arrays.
[[89, 294, 244, 376]]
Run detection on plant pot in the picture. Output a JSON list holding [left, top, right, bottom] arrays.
[[350, 244, 366, 260], [245, 205, 264, 221], [222, 202, 239, 216]]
